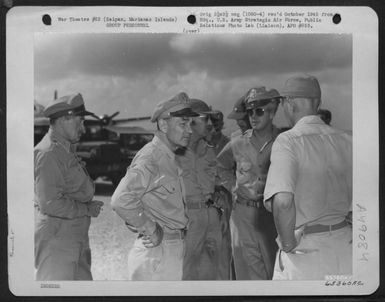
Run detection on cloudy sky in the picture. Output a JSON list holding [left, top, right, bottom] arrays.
[[34, 33, 352, 133]]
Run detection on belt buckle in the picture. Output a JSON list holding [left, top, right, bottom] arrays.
[[205, 199, 213, 208], [175, 229, 185, 240]]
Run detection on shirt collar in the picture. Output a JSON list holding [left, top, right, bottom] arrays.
[[294, 115, 324, 128], [244, 125, 279, 153], [243, 128, 253, 139], [49, 128, 72, 153], [244, 125, 279, 140], [153, 131, 176, 160]]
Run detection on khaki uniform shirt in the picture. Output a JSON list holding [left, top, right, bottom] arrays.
[[111, 132, 188, 230], [212, 132, 230, 156], [217, 126, 279, 201], [176, 139, 217, 203], [264, 116, 352, 227], [34, 129, 94, 241]]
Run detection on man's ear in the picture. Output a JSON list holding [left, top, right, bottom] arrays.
[[314, 98, 322, 111], [158, 119, 168, 133], [286, 99, 295, 115]]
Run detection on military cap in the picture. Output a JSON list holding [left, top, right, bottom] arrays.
[[188, 99, 217, 115], [210, 110, 224, 121], [151, 92, 199, 122], [245, 86, 281, 110], [43, 93, 94, 119], [227, 94, 247, 120], [281, 74, 321, 99]]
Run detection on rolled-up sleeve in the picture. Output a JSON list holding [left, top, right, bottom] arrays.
[[35, 151, 88, 219], [216, 141, 236, 192], [264, 135, 298, 204], [111, 161, 154, 228]]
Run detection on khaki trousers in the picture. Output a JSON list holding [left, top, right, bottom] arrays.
[[273, 225, 352, 280], [231, 202, 277, 280], [127, 237, 184, 281], [216, 195, 233, 280], [183, 207, 222, 280], [35, 238, 92, 281]]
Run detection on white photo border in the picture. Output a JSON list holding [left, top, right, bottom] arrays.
[[6, 6, 379, 296]]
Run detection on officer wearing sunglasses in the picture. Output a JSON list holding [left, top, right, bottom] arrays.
[[217, 86, 281, 280]]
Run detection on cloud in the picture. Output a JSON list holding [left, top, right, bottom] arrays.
[[35, 33, 178, 83], [34, 33, 352, 131], [35, 33, 352, 83], [169, 34, 352, 80]]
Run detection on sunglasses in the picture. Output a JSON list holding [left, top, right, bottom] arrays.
[[246, 108, 267, 117], [191, 115, 209, 125]]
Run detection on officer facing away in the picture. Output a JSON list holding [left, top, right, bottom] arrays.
[[217, 87, 280, 280], [264, 75, 352, 279], [34, 93, 104, 280], [111, 92, 198, 281]]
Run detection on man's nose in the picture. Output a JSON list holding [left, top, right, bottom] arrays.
[[186, 122, 193, 134], [206, 118, 213, 128]]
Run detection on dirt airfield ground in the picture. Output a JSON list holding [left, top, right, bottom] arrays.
[[88, 180, 136, 280]]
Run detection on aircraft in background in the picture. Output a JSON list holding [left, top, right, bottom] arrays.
[[34, 100, 154, 186]]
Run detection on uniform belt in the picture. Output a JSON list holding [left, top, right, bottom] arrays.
[[236, 197, 263, 208], [138, 228, 186, 240], [186, 201, 210, 210], [163, 229, 186, 240], [303, 220, 349, 235]]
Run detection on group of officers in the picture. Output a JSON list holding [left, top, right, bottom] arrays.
[[34, 74, 352, 281]]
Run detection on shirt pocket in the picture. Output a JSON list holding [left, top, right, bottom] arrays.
[[153, 176, 179, 197], [65, 160, 88, 193], [160, 179, 177, 194], [236, 160, 252, 184]]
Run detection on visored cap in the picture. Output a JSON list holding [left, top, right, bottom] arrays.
[[43, 93, 94, 119], [245, 86, 281, 109], [151, 92, 198, 122], [210, 110, 224, 121], [188, 99, 217, 115], [227, 94, 247, 120]]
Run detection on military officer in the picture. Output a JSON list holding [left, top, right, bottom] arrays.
[[34, 93, 104, 280], [264, 75, 352, 279], [111, 92, 198, 281], [217, 93, 252, 192], [217, 87, 280, 280], [206, 110, 233, 280], [227, 93, 252, 136], [220, 92, 253, 191], [177, 99, 223, 280]]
